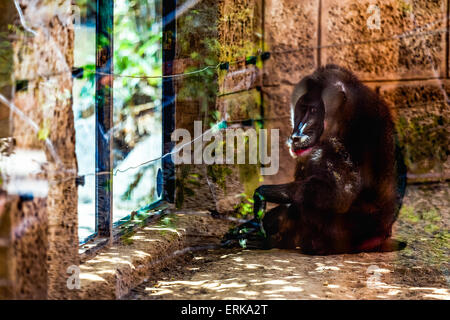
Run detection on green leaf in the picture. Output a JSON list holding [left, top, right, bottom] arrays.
[[257, 209, 264, 219], [38, 124, 50, 141]]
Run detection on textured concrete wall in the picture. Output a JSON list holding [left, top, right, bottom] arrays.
[[0, 0, 78, 299], [10, 197, 48, 299], [0, 192, 15, 298], [263, 0, 319, 86]]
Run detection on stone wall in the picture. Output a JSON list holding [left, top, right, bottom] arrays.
[[0, 0, 78, 299], [321, 0, 446, 80]]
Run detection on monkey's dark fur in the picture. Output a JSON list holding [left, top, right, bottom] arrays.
[[223, 64, 407, 255]]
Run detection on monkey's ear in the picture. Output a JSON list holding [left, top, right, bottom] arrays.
[[291, 76, 315, 108], [321, 81, 347, 114]]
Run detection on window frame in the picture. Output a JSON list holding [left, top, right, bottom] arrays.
[[79, 0, 175, 245]]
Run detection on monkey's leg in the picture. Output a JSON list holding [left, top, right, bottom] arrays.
[[222, 183, 299, 248], [260, 204, 300, 249]]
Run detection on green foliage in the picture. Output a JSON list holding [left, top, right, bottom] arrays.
[[400, 205, 420, 223], [113, 0, 162, 110], [398, 204, 449, 266], [76, 0, 163, 116], [238, 163, 261, 196], [401, 205, 439, 224], [121, 171, 144, 201], [234, 193, 254, 219], [159, 215, 177, 229]]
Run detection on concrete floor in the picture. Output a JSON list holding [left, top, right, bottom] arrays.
[[125, 182, 450, 300]]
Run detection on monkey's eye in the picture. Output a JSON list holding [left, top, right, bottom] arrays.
[[310, 107, 317, 114]]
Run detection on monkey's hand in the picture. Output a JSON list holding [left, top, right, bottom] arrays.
[[221, 218, 268, 249]]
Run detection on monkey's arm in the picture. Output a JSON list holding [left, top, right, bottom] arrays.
[[222, 182, 300, 247], [253, 183, 300, 220]]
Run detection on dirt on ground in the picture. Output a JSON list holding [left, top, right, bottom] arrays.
[[125, 182, 450, 300]]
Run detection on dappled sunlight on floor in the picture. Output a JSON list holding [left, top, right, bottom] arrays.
[[126, 248, 449, 300], [124, 183, 449, 300]]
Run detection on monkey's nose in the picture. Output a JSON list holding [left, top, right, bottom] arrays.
[[291, 134, 308, 145]]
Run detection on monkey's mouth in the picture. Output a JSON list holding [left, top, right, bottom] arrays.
[[289, 127, 320, 158], [292, 147, 313, 157], [289, 135, 316, 157]]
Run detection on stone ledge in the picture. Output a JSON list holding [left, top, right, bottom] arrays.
[[73, 211, 233, 299]]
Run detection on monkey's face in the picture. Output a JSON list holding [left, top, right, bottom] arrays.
[[289, 90, 325, 157], [289, 72, 347, 158]]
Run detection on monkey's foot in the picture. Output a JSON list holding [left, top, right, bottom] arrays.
[[221, 218, 268, 249]]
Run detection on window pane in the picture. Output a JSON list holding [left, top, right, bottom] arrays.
[[73, 2, 96, 242], [112, 0, 163, 222]]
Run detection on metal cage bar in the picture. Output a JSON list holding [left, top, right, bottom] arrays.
[[95, 0, 114, 238], [162, 0, 177, 203]]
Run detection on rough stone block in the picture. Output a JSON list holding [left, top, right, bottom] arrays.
[[261, 117, 296, 185], [217, 89, 262, 121], [261, 84, 294, 118], [7, 1, 78, 299], [369, 80, 450, 175], [263, 0, 320, 86], [321, 0, 447, 81], [218, 65, 262, 95], [176, 164, 244, 213], [11, 197, 48, 299]]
